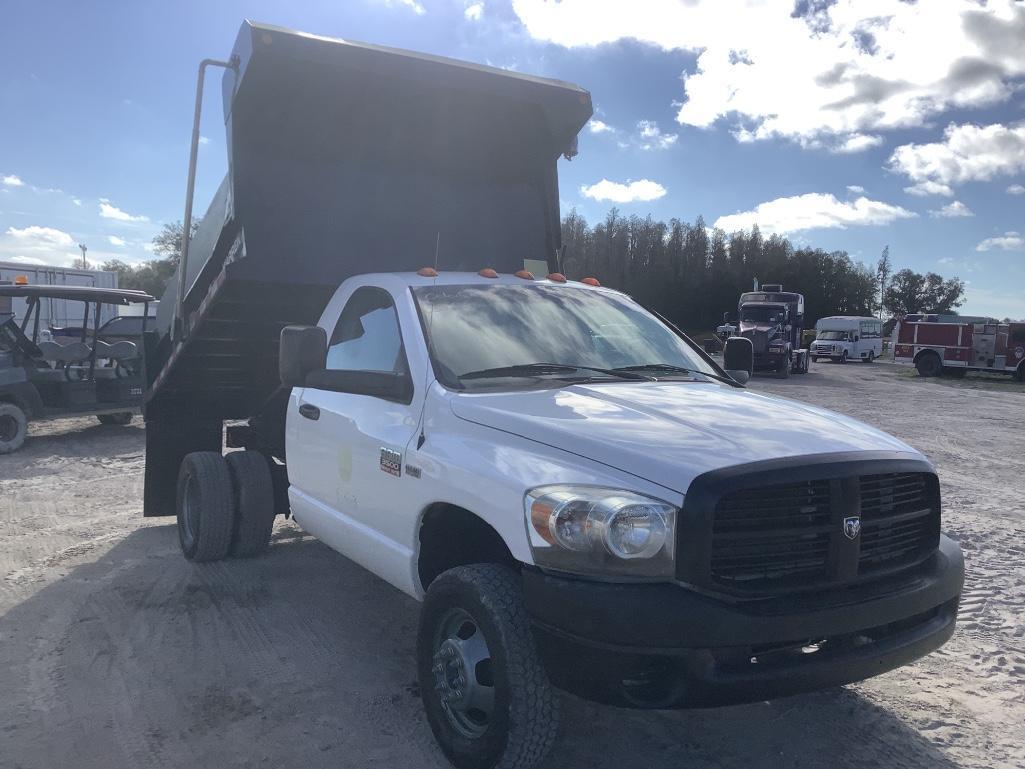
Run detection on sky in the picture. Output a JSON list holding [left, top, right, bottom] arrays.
[[1, 0, 1023, 317]]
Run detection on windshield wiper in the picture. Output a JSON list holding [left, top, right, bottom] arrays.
[[459, 362, 653, 382], [614, 363, 744, 387]]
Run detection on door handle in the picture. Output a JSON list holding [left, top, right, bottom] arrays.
[[298, 403, 320, 421]]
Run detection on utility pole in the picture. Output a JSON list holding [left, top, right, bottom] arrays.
[[78, 243, 88, 270]]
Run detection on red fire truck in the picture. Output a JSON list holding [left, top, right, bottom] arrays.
[[893, 314, 1025, 380]]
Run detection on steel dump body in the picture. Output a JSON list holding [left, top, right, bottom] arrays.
[[146, 20, 592, 422]]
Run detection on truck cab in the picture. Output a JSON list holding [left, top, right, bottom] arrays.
[[736, 285, 810, 377]]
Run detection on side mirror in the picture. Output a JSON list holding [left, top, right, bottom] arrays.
[[280, 325, 327, 387], [724, 336, 753, 384]]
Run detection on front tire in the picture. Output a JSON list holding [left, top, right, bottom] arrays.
[[418, 564, 559, 769], [0, 402, 28, 455], [176, 452, 235, 562]]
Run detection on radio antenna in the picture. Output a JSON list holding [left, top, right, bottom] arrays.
[[417, 231, 441, 450]]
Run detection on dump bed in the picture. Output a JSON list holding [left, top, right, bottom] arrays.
[[146, 20, 592, 421]]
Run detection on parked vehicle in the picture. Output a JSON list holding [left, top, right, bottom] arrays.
[[143, 23, 963, 769], [894, 314, 1025, 379], [733, 284, 810, 376], [811, 316, 883, 363], [0, 261, 119, 329], [0, 283, 153, 453]]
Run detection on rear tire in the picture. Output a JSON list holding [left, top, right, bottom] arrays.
[[97, 412, 133, 426], [777, 357, 791, 379], [1016, 364, 1025, 383], [840, 350, 848, 364], [418, 564, 559, 769], [176, 452, 235, 562], [0, 402, 28, 455], [862, 351, 874, 364], [226, 450, 276, 558], [915, 352, 942, 377]]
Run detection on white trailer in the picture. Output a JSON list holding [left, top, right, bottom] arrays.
[[811, 315, 883, 363], [0, 262, 119, 331]]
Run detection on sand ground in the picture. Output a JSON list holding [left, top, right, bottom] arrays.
[[1, 360, 1022, 768]]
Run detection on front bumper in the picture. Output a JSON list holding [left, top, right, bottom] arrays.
[[523, 534, 963, 709]]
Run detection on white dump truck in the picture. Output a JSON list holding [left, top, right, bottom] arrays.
[[143, 22, 964, 769]]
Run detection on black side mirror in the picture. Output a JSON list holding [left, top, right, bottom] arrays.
[[280, 325, 327, 387], [724, 336, 754, 384]]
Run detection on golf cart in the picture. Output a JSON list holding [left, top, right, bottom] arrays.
[[0, 283, 154, 454]]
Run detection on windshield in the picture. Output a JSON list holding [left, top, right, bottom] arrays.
[[413, 284, 721, 389], [817, 330, 848, 341], [740, 305, 785, 323]]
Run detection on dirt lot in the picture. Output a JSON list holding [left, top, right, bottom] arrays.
[[2, 361, 1023, 769]]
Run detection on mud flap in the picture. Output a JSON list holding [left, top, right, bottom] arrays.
[[143, 418, 223, 517]]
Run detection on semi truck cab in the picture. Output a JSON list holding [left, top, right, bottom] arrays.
[[736, 284, 810, 377]]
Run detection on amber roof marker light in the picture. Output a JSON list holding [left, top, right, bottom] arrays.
[[581, 277, 601, 287], [515, 270, 535, 280], [547, 273, 567, 283], [478, 268, 499, 278], [417, 267, 439, 277]]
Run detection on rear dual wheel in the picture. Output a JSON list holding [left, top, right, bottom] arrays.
[[176, 450, 275, 562]]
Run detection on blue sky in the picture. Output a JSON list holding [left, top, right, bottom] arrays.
[[1, 0, 1023, 316]]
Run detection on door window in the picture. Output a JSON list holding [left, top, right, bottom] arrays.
[[327, 287, 408, 374]]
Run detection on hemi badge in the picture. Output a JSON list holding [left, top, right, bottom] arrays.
[[405, 464, 422, 479], [380, 448, 402, 477]]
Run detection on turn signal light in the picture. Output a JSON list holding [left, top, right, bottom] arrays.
[[581, 277, 601, 287], [14, 275, 28, 285], [417, 267, 439, 277]]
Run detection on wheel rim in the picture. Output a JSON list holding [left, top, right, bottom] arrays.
[[180, 474, 200, 550], [0, 414, 18, 442], [431, 608, 495, 739]]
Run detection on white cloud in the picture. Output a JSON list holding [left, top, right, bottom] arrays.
[[830, 134, 883, 154], [5, 225, 75, 248], [6, 255, 48, 265], [928, 201, 974, 218], [465, 2, 484, 21], [379, 0, 425, 14], [713, 193, 916, 234], [846, 185, 865, 194], [587, 119, 613, 134], [903, 181, 955, 198], [1007, 184, 1025, 195], [890, 122, 1025, 193], [72, 198, 82, 206], [198, 135, 210, 145], [2, 174, 24, 187], [580, 178, 667, 203], [107, 235, 127, 247], [99, 201, 149, 222], [512, 1, 1025, 147], [976, 231, 1024, 252], [635, 120, 678, 150]]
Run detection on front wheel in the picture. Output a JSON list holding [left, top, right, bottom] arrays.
[[418, 564, 559, 769], [176, 452, 235, 562], [0, 402, 28, 455]]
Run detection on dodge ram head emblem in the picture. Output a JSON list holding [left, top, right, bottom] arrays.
[[843, 516, 862, 540]]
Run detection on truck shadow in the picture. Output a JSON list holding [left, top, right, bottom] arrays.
[[0, 525, 961, 769]]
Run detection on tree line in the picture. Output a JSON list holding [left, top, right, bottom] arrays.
[[560, 209, 966, 331], [96, 212, 968, 330]]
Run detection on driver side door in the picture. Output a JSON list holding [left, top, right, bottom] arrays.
[[288, 285, 421, 593]]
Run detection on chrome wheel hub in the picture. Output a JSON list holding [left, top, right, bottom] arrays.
[[431, 609, 495, 738]]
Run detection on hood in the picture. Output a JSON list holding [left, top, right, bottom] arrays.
[[449, 382, 920, 494]]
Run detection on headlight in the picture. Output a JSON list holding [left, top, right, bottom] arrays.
[[525, 485, 677, 579]]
